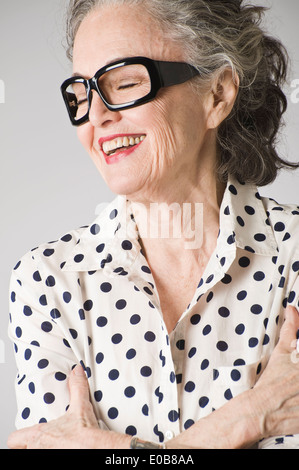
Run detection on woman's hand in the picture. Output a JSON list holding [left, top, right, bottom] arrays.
[[7, 365, 131, 449], [251, 305, 299, 438], [166, 305, 299, 449]]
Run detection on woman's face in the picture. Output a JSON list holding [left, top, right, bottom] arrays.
[[73, 4, 215, 201]]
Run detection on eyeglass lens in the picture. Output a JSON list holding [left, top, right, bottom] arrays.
[[65, 64, 152, 122]]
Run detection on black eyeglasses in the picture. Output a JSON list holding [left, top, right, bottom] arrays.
[[60, 56, 200, 126]]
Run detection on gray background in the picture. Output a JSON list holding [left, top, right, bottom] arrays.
[[0, 0, 298, 449]]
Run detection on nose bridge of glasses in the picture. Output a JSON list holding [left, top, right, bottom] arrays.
[[87, 77, 109, 111], [87, 80, 120, 125]]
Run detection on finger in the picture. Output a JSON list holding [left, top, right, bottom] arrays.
[[278, 306, 299, 352], [68, 364, 90, 412]]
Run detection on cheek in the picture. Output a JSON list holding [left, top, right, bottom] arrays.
[[148, 100, 177, 161]]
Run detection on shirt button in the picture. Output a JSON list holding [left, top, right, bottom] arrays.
[[165, 430, 175, 441]]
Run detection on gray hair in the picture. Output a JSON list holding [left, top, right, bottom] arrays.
[[65, 0, 299, 186]]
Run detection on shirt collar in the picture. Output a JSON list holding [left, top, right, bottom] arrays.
[[62, 196, 143, 273], [218, 177, 278, 257], [62, 177, 278, 273]]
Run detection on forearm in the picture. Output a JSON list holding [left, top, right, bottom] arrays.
[[166, 388, 263, 449]]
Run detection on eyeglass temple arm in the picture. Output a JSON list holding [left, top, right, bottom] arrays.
[[156, 61, 200, 88]]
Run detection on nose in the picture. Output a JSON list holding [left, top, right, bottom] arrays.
[[88, 90, 121, 128]]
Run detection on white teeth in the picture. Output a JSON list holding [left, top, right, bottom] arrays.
[[102, 135, 146, 155], [123, 136, 130, 147]]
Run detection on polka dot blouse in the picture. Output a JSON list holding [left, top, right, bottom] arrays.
[[8, 178, 299, 449]]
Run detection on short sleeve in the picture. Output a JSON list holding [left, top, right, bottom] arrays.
[[8, 252, 78, 429]]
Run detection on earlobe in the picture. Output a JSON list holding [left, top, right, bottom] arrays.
[[207, 68, 239, 129]]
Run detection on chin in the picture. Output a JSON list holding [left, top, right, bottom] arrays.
[[102, 172, 146, 198], [90, 148, 151, 197]]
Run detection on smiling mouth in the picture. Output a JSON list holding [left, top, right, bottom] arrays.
[[102, 135, 146, 156]]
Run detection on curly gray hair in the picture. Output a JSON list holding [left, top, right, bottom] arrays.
[[65, 0, 299, 186]]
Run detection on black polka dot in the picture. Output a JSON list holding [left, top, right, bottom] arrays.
[[235, 323, 245, 335], [274, 222, 285, 232], [116, 299, 127, 310], [74, 254, 84, 263], [23, 306, 33, 316], [245, 205, 255, 215], [239, 257, 250, 268], [231, 369, 241, 381], [90, 224, 100, 235], [216, 341, 228, 351], [63, 291, 72, 303], [21, 407, 30, 419], [190, 314, 201, 325], [50, 308, 61, 319], [140, 366, 152, 377], [237, 290, 247, 300], [250, 304, 263, 315], [144, 331, 156, 342], [124, 386, 136, 398], [199, 396, 209, 408], [218, 307, 230, 318], [254, 233, 266, 242], [84, 300, 93, 311], [109, 209, 118, 220], [43, 393, 55, 404], [108, 407, 118, 419], [228, 184, 237, 195], [43, 249, 54, 257], [33, 271, 42, 282], [126, 425, 137, 436], [94, 390, 103, 402], [55, 372, 67, 381], [185, 381, 195, 392], [122, 240, 133, 250], [111, 333, 123, 344], [97, 316, 108, 327], [41, 321, 53, 333], [253, 271, 265, 281], [38, 359, 49, 369], [100, 282, 112, 292]]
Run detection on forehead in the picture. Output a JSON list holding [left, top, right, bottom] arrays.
[[73, 4, 185, 75]]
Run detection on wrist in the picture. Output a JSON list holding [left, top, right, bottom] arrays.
[[88, 429, 132, 449]]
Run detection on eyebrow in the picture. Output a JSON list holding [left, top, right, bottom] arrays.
[[71, 56, 136, 79]]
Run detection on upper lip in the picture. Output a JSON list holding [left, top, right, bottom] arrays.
[[98, 133, 145, 149]]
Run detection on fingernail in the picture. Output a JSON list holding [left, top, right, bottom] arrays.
[[74, 364, 85, 376]]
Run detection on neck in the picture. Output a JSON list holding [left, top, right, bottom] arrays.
[[131, 168, 225, 263]]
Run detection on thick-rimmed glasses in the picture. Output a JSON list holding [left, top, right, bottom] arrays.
[[60, 56, 200, 126]]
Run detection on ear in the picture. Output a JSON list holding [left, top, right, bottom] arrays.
[[206, 68, 239, 130]]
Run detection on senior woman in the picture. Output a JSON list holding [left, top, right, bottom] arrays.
[[8, 0, 299, 449]]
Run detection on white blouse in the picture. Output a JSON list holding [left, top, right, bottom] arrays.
[[8, 178, 299, 449]]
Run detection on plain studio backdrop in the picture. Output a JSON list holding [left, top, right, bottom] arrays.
[[0, 0, 298, 449]]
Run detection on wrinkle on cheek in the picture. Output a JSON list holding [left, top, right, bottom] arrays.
[[148, 100, 177, 182]]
